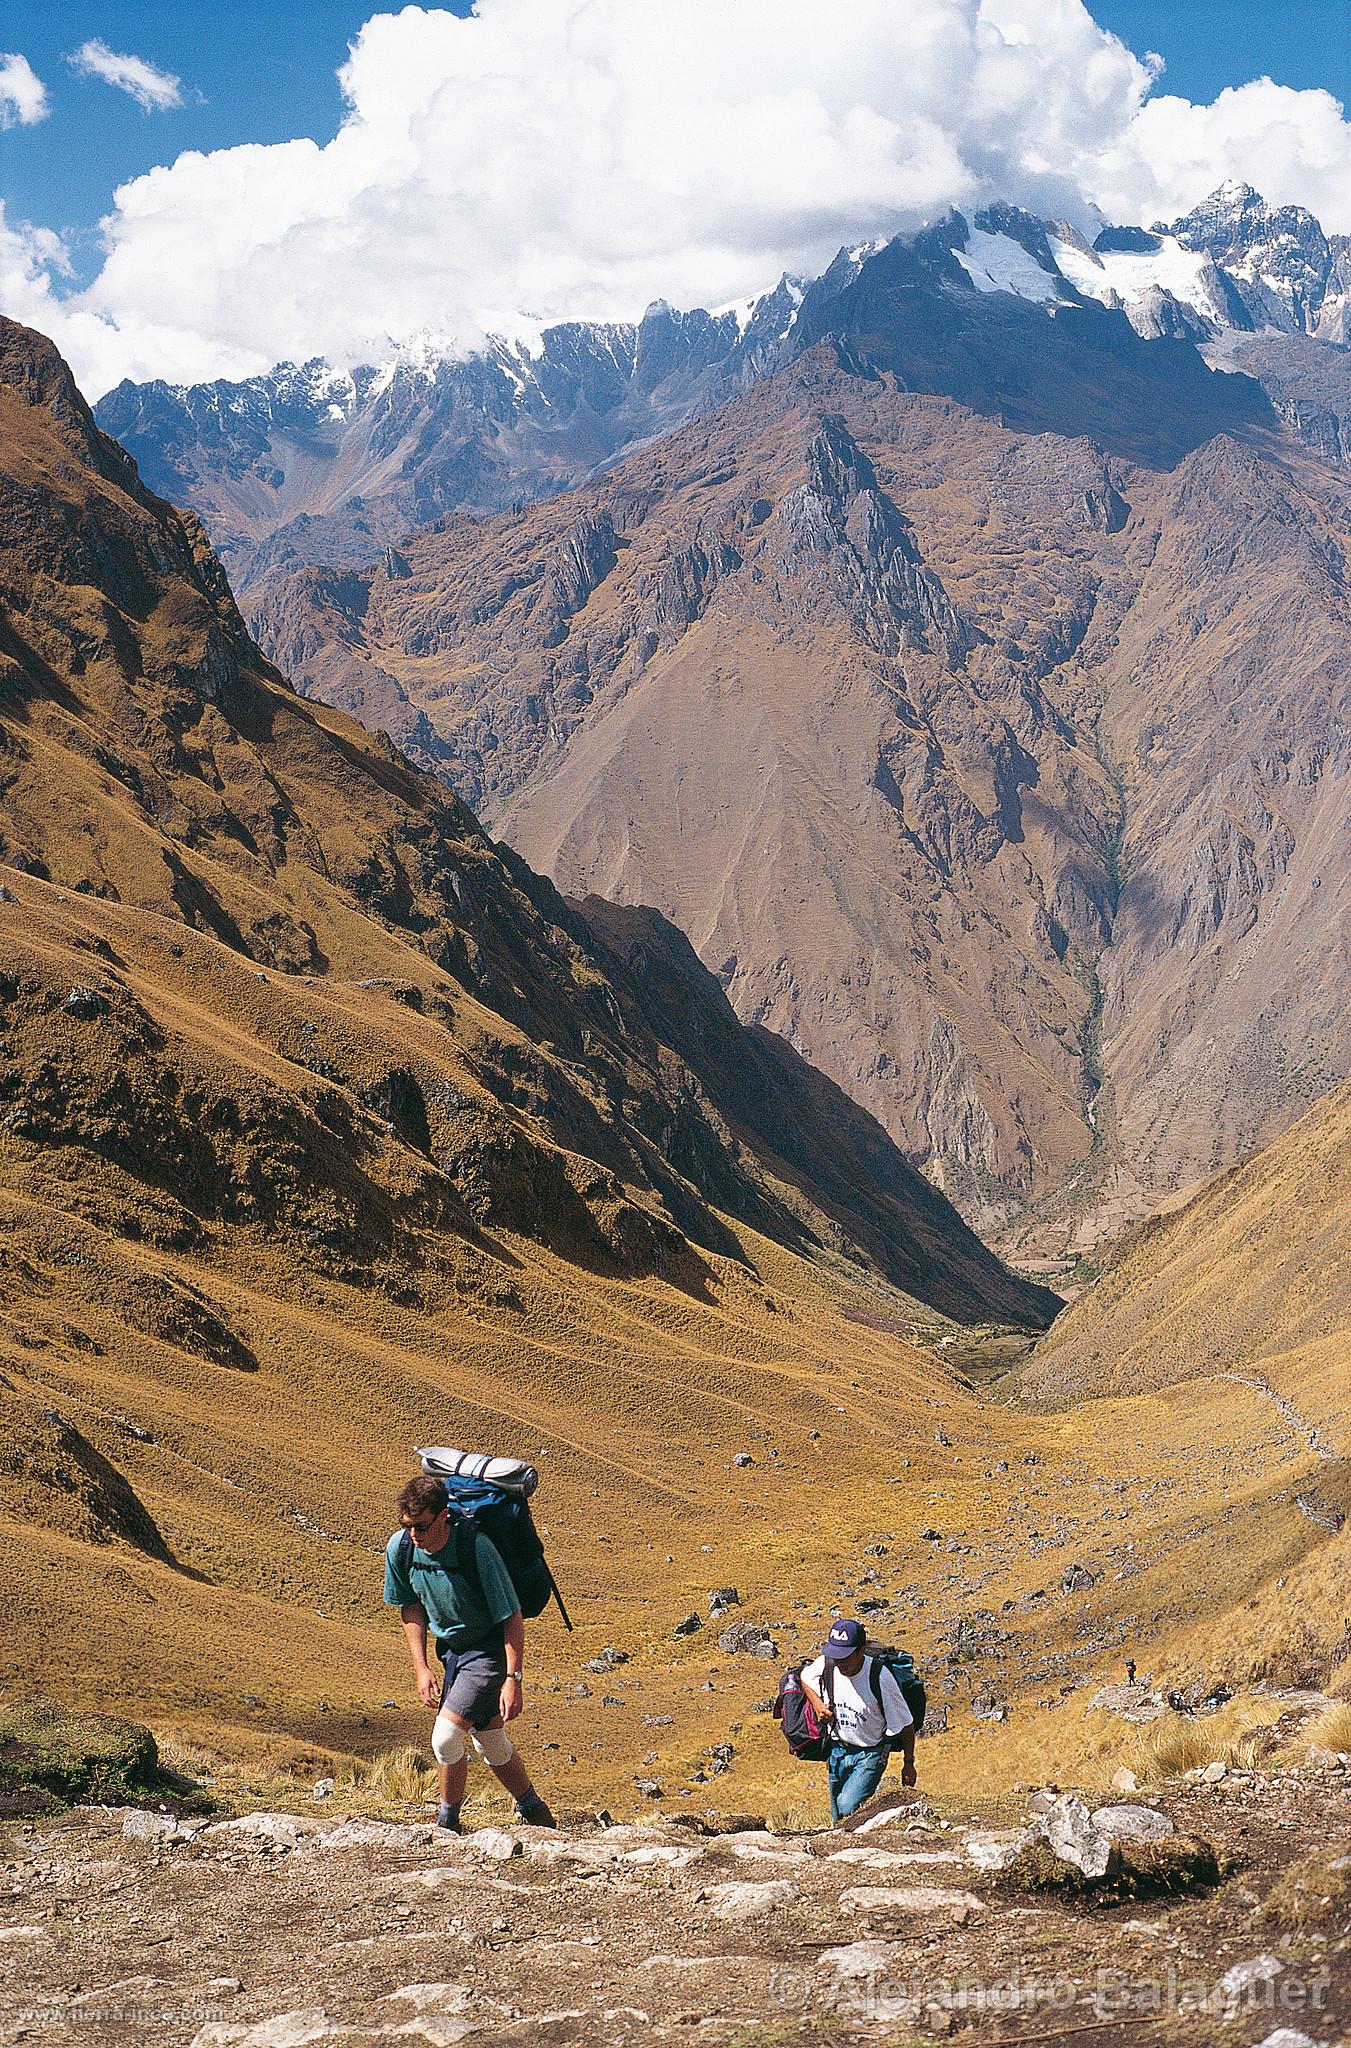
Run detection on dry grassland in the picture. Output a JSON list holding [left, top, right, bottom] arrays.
[[4, 996, 1348, 1820]]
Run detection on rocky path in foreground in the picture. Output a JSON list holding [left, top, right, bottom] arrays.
[[3, 1772, 1350, 2048]]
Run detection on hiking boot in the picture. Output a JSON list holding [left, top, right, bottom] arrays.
[[436, 1802, 462, 1833], [516, 1795, 556, 1828]]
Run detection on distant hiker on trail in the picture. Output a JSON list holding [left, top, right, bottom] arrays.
[[802, 1618, 917, 1823], [385, 1473, 555, 1833]]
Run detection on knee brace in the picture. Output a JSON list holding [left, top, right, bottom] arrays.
[[431, 1713, 468, 1767], [471, 1725, 515, 1767]]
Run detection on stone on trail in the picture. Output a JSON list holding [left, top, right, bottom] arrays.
[[624, 1844, 706, 1870], [1218, 1953, 1284, 2009], [1250, 2031, 1330, 2048], [820, 1941, 921, 2021], [838, 1884, 983, 1921], [1201, 1758, 1228, 1783], [1111, 1767, 1141, 1792], [383, 2021, 476, 2046], [848, 1804, 909, 1834], [964, 1831, 1032, 1872], [122, 1810, 182, 1841], [209, 1814, 317, 1848], [309, 1820, 434, 1852], [707, 1878, 799, 1921], [466, 1827, 522, 1862], [190, 2012, 334, 2048], [1040, 1794, 1113, 1878], [384, 1987, 474, 2015], [829, 1845, 962, 1869], [1091, 1684, 1165, 1724], [1090, 1804, 1175, 1842]]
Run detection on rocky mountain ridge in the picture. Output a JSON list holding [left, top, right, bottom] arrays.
[[94, 186, 1350, 600]]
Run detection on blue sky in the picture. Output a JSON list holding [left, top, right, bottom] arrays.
[[2, 1, 1349, 396], [0, 3, 469, 269]]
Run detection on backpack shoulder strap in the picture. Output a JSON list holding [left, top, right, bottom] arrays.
[[397, 1528, 414, 1574], [453, 1512, 486, 1603], [867, 1656, 885, 1711], [822, 1661, 836, 1709]]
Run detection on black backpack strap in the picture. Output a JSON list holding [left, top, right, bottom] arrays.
[[822, 1661, 836, 1715], [397, 1528, 414, 1574], [867, 1656, 885, 1713], [453, 1511, 485, 1603]]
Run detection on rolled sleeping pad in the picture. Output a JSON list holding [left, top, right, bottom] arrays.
[[416, 1445, 539, 1497]]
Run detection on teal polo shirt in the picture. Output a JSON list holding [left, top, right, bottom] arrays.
[[384, 1525, 519, 1652]]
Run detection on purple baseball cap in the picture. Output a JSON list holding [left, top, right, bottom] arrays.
[[822, 1618, 865, 1662]]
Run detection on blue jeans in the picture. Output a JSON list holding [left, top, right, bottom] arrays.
[[827, 1740, 890, 1822]]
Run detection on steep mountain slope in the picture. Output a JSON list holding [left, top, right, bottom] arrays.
[[0, 313, 1053, 1326], [98, 186, 1346, 602], [252, 328, 1350, 1245], [1015, 1081, 1351, 1416]]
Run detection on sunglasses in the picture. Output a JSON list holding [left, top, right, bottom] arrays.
[[405, 1509, 446, 1537]]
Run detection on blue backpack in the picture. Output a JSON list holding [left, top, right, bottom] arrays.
[[399, 1448, 572, 1631]]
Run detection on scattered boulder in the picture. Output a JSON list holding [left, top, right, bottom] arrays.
[[1089, 1804, 1174, 1843], [1062, 1563, 1097, 1592], [708, 1586, 740, 1611], [61, 985, 110, 1019], [122, 1809, 184, 1843], [707, 1878, 798, 1921], [1041, 1794, 1112, 1878], [965, 1831, 1030, 1872], [465, 1827, 522, 1862], [732, 1452, 753, 1468], [717, 1619, 777, 1658], [672, 1612, 702, 1636]]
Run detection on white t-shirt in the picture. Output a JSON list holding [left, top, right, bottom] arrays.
[[802, 1653, 913, 1750]]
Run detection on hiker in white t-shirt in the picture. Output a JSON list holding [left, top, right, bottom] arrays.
[[801, 1618, 916, 1822]]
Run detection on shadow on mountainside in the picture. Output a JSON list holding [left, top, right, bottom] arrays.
[[576, 896, 1061, 1330]]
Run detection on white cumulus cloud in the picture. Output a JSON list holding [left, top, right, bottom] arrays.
[[68, 38, 184, 112], [0, 51, 48, 127], [3, 0, 1350, 398]]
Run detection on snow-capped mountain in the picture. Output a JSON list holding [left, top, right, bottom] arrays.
[[95, 186, 1349, 597]]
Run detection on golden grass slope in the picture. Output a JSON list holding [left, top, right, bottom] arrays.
[[1017, 1081, 1351, 1422]]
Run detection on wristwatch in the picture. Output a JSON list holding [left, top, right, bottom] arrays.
[[504, 1671, 522, 1683]]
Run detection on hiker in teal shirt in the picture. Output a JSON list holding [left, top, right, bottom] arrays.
[[385, 1473, 555, 1833]]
